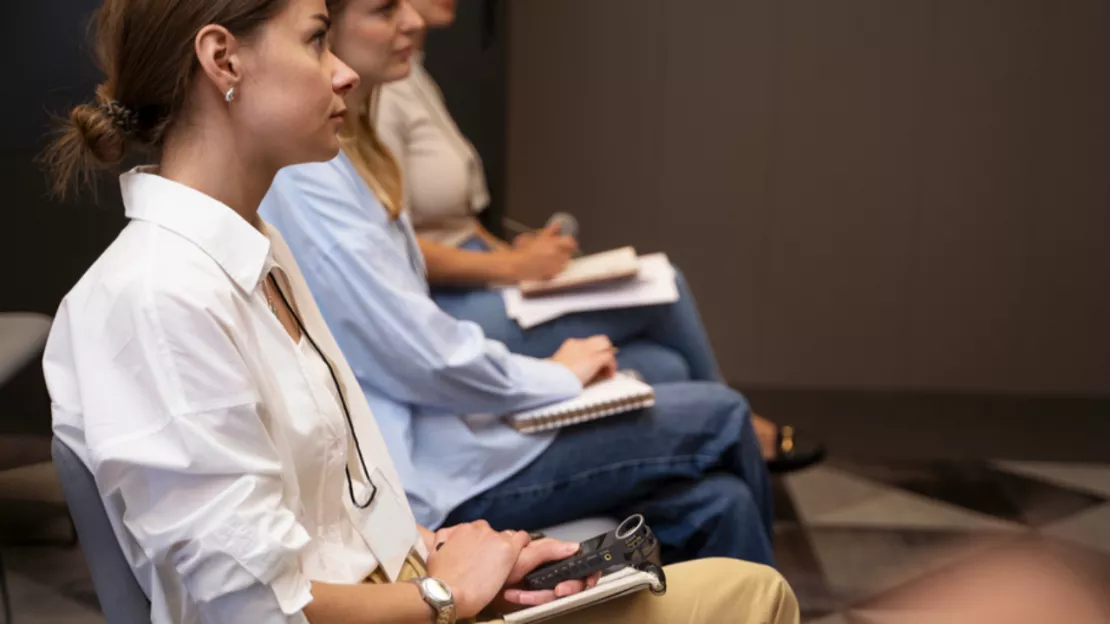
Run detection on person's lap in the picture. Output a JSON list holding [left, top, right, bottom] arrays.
[[432, 282, 675, 359], [445, 382, 774, 564], [480, 558, 800, 624], [435, 277, 690, 382], [431, 237, 718, 382], [615, 341, 691, 384]]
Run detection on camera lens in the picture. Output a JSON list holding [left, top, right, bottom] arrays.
[[616, 514, 645, 540]]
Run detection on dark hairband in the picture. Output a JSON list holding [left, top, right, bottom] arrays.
[[99, 100, 139, 135]]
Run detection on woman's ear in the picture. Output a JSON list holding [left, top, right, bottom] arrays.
[[194, 24, 242, 99]]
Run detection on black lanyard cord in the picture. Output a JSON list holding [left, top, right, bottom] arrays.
[[269, 274, 378, 510]]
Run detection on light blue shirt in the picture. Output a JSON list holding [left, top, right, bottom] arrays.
[[260, 152, 582, 528]]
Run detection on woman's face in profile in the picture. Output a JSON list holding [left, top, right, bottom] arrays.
[[329, 0, 424, 87], [231, 0, 359, 165]]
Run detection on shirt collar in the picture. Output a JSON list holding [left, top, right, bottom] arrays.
[[120, 167, 273, 292]]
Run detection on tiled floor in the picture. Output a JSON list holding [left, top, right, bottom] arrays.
[[3, 459, 1110, 623], [773, 459, 1110, 623]]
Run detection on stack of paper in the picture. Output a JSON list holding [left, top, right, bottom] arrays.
[[503, 252, 679, 329]]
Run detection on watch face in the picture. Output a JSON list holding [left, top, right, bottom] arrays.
[[425, 578, 452, 603]]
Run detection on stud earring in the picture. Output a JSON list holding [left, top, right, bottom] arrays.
[[225, 87, 236, 103]]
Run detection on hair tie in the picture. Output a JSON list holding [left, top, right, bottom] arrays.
[[99, 100, 139, 135]]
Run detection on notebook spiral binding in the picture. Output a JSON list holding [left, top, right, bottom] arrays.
[[508, 391, 656, 434]]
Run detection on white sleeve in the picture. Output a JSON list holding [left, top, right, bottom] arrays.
[[71, 279, 314, 622]]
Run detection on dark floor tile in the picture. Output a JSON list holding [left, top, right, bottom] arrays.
[[773, 475, 800, 524], [60, 579, 102, 612], [774, 525, 837, 615], [0, 499, 73, 544], [833, 459, 1105, 527]]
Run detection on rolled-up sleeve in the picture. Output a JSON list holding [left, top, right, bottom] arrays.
[[268, 165, 582, 416], [73, 279, 313, 622]]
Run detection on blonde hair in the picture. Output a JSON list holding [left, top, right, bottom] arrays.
[[341, 88, 403, 219]]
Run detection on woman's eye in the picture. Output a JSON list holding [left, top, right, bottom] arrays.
[[311, 30, 328, 52], [377, 0, 399, 16]]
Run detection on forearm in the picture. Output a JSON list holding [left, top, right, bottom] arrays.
[[419, 237, 517, 286], [305, 581, 431, 624], [473, 223, 512, 252]]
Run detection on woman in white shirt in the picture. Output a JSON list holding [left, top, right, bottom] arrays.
[[376, 0, 823, 471], [41, 0, 799, 622]]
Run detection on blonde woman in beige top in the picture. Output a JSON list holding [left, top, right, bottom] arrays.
[[375, 0, 824, 471]]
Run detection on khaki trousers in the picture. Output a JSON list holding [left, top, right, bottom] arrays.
[[481, 558, 799, 624]]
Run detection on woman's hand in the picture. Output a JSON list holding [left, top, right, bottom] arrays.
[[425, 521, 532, 619], [508, 223, 577, 281], [497, 539, 602, 611], [512, 231, 537, 249], [550, 336, 619, 385]]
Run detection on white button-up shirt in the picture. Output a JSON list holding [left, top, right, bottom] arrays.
[[44, 169, 427, 624]]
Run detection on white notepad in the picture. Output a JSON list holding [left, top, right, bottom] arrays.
[[519, 246, 641, 297], [503, 253, 679, 329], [503, 566, 666, 623], [505, 373, 656, 434]]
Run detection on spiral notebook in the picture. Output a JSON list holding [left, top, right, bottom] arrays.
[[505, 373, 656, 434]]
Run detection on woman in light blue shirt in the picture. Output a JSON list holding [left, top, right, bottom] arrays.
[[260, 2, 781, 567], [264, 146, 779, 566]]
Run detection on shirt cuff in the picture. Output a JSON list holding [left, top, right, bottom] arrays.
[[513, 355, 583, 402]]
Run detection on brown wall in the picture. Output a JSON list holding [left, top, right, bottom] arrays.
[[505, 0, 1110, 395]]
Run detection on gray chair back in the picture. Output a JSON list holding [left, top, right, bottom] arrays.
[[52, 437, 151, 624]]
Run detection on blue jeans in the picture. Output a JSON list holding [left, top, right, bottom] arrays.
[[431, 237, 721, 385], [444, 382, 775, 566]]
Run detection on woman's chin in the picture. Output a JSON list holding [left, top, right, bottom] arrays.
[[385, 62, 414, 84], [303, 136, 343, 165]]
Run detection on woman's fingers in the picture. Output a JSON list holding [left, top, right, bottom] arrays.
[[502, 588, 558, 607], [553, 579, 587, 598]]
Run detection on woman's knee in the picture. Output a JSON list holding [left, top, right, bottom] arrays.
[[655, 381, 750, 420], [665, 558, 799, 623], [618, 342, 692, 383], [689, 383, 753, 432], [695, 474, 765, 534]]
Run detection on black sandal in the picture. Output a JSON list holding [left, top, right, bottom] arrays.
[[767, 425, 826, 474]]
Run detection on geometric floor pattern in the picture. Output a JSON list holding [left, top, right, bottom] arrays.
[[4, 459, 1110, 623], [773, 459, 1110, 623]]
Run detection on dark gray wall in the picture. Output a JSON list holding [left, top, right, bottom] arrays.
[[3, 0, 127, 317], [507, 0, 1110, 395], [424, 0, 509, 234], [2, 0, 122, 434]]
